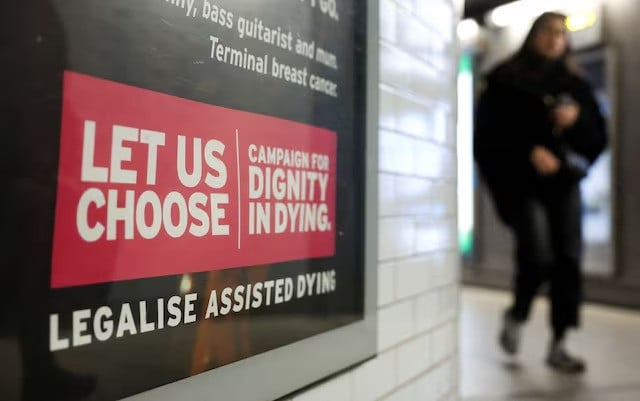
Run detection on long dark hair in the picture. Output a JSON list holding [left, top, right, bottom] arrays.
[[500, 12, 578, 82]]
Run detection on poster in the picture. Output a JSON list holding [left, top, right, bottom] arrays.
[[0, 0, 368, 400]]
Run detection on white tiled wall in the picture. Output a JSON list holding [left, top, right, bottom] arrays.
[[291, 0, 460, 399]]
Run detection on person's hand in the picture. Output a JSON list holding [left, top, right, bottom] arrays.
[[553, 103, 580, 129], [531, 146, 561, 176]]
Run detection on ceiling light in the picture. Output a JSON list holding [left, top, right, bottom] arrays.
[[457, 19, 480, 42], [566, 10, 597, 32], [487, 0, 602, 28]]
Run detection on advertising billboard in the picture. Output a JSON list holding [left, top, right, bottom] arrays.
[[0, 1, 374, 400]]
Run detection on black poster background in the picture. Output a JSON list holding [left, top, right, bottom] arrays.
[[0, 1, 367, 400]]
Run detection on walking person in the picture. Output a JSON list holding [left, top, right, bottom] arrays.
[[474, 12, 608, 373]]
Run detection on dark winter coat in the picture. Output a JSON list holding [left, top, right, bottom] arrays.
[[473, 58, 608, 226]]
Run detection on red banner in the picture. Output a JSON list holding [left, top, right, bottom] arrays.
[[51, 72, 337, 288]]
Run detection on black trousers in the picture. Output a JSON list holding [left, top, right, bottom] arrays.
[[508, 184, 583, 338]]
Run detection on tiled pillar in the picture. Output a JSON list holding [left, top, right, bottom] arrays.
[[291, 0, 461, 400]]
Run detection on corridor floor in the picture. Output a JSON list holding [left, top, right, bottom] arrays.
[[460, 287, 640, 401]]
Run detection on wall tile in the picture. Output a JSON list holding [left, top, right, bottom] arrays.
[[378, 300, 414, 350]]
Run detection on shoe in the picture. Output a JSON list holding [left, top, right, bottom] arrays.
[[499, 311, 522, 355], [546, 342, 586, 374]]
